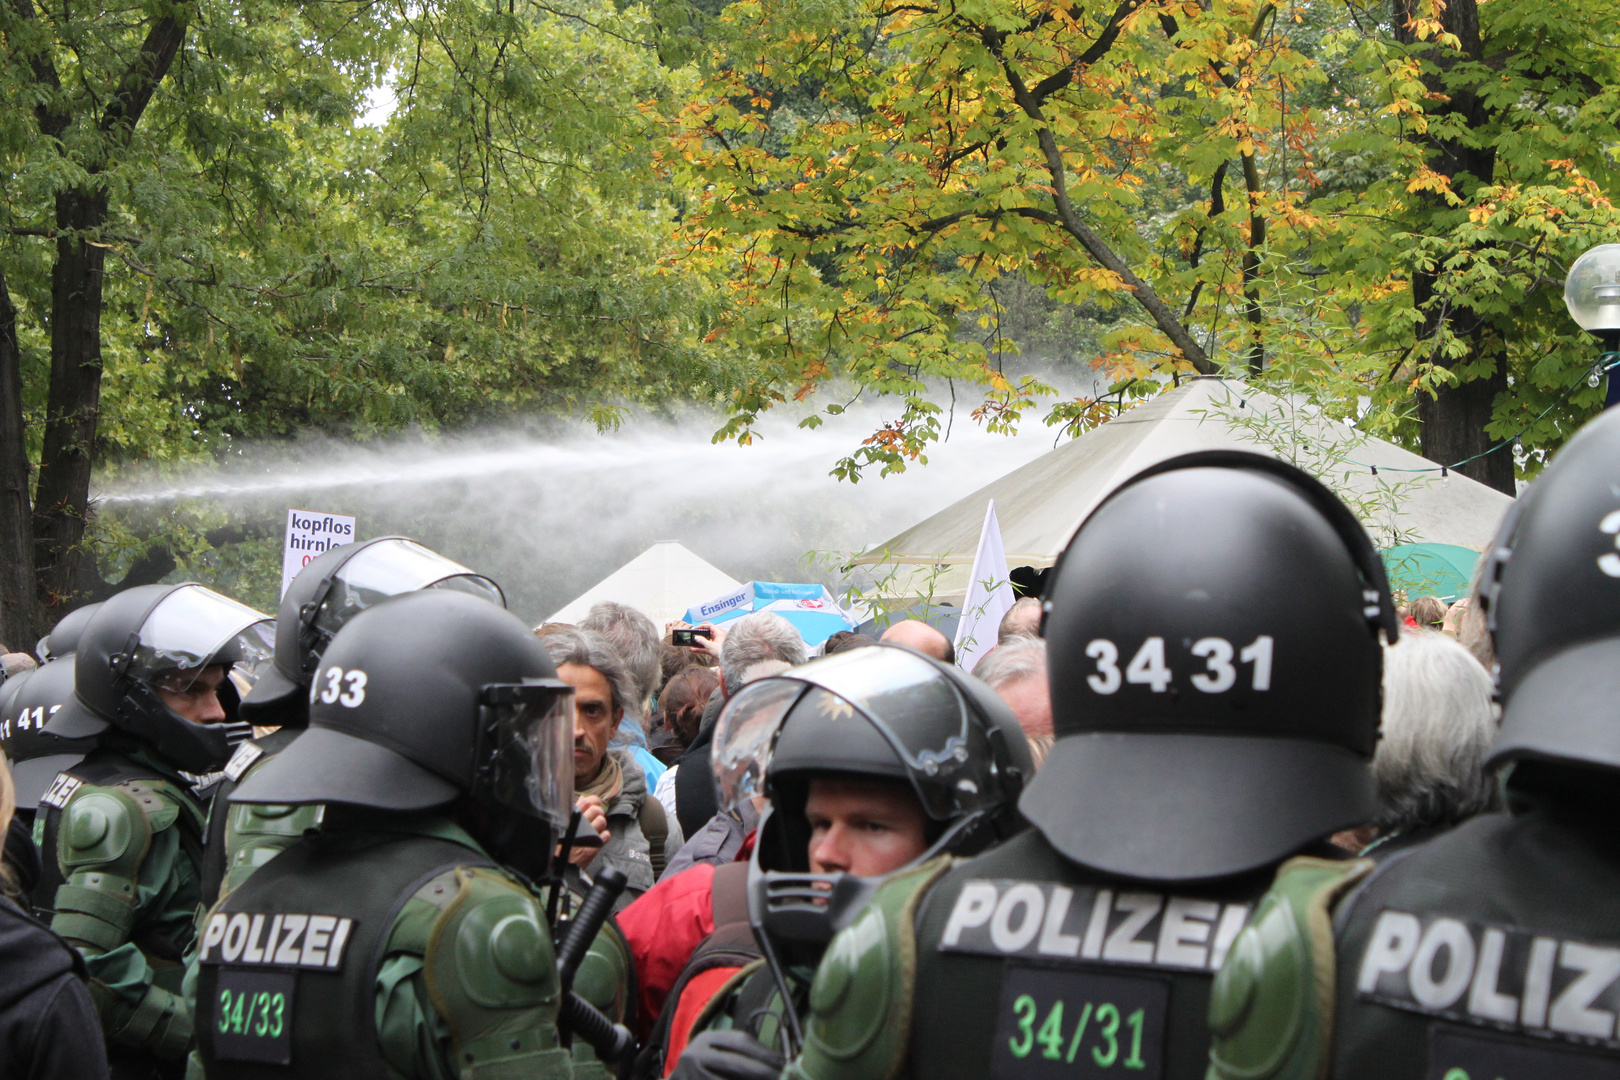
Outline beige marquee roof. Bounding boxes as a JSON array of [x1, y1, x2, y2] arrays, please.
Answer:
[[855, 377, 1514, 601]]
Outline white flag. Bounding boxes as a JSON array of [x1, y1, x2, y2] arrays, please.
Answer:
[[953, 500, 1015, 672]]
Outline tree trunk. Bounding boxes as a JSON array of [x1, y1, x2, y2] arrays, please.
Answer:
[[1416, 336, 1515, 492], [1394, 0, 1515, 495], [32, 187, 110, 618], [0, 269, 40, 647]]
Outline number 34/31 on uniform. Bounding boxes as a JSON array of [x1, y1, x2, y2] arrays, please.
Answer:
[[993, 964, 1168, 1080]]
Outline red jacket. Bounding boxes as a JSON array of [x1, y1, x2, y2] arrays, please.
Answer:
[[617, 830, 758, 1043], [618, 862, 719, 1039]]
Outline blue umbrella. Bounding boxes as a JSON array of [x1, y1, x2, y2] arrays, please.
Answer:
[[684, 582, 859, 646]]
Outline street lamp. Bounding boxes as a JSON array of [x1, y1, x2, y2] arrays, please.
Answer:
[[1563, 243, 1620, 409]]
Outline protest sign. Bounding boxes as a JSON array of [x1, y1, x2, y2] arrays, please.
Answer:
[[281, 509, 356, 597]]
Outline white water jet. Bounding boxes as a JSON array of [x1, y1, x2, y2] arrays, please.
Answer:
[[96, 404, 1075, 623]]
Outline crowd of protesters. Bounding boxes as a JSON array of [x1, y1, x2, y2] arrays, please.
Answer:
[[0, 407, 1616, 1080]]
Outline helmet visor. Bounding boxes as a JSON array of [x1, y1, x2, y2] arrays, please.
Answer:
[[712, 678, 806, 814], [479, 681, 575, 830], [228, 621, 278, 688], [791, 646, 994, 819], [313, 539, 504, 641], [129, 585, 275, 693]]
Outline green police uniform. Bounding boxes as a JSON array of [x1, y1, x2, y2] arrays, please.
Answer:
[[199, 733, 324, 909], [1208, 390, 1620, 1080], [659, 645, 1033, 1080], [784, 832, 1284, 1080], [194, 808, 600, 1080], [1207, 810, 1620, 1080], [34, 743, 209, 1070]]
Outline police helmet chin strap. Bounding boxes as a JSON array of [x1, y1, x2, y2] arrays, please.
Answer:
[[748, 862, 808, 1058], [116, 680, 240, 774], [747, 810, 990, 1057]]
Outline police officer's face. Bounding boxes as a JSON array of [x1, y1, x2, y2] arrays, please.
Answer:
[[153, 664, 229, 725], [804, 776, 930, 877], [558, 663, 622, 786]]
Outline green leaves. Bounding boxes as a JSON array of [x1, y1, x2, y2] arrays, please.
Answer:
[[660, 0, 1620, 479]]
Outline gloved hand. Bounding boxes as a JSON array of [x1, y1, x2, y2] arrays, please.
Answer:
[[670, 1030, 786, 1080]]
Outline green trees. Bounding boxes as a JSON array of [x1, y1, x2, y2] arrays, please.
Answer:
[[1, 0, 717, 641], [5, 0, 1616, 643], [664, 0, 1620, 486]]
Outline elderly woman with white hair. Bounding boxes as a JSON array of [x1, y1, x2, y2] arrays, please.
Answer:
[[1336, 629, 1501, 856]]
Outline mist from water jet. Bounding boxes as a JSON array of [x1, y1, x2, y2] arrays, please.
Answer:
[[95, 403, 1073, 624]]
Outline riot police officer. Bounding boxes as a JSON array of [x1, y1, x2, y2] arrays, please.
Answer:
[[203, 536, 505, 907], [35, 600, 102, 663], [1209, 408, 1620, 1080], [643, 644, 1031, 1076], [736, 450, 1394, 1080], [195, 588, 623, 1079], [1, 603, 103, 824], [5, 655, 97, 824], [35, 583, 273, 1077]]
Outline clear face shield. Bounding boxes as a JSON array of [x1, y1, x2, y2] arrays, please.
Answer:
[[111, 585, 273, 773], [711, 678, 805, 817], [310, 539, 505, 648], [747, 649, 1008, 1054], [126, 586, 275, 697], [792, 645, 997, 819], [475, 681, 575, 881]]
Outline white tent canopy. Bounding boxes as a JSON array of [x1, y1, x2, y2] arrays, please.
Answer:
[[548, 541, 742, 628], [856, 377, 1514, 602]]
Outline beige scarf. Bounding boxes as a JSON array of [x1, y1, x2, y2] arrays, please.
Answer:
[[575, 750, 623, 803]]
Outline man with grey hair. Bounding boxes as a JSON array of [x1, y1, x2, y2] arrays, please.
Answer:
[[671, 612, 807, 837], [1333, 629, 1499, 857], [971, 636, 1051, 737], [578, 601, 669, 789], [541, 627, 683, 899], [581, 601, 663, 719]]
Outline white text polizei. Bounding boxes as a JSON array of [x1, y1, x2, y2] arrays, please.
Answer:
[[938, 879, 1251, 973], [198, 912, 354, 971], [1358, 908, 1620, 1048]]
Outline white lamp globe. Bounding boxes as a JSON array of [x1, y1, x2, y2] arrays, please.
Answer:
[[1564, 244, 1620, 332]]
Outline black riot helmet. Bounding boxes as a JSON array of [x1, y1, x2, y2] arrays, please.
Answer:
[[0, 668, 30, 726], [724, 644, 1031, 946], [1483, 408, 1620, 776], [3, 656, 98, 809], [44, 584, 273, 774], [241, 536, 505, 726], [231, 590, 573, 882], [1033, 450, 1394, 883], [35, 602, 101, 663]]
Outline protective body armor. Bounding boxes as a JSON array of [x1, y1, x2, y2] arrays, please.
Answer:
[[1209, 810, 1620, 1080], [1338, 811, 1620, 1079], [196, 827, 571, 1080], [32, 747, 207, 1067], [789, 830, 1278, 1080], [199, 730, 324, 908]]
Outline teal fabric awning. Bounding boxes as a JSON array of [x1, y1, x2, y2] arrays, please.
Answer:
[[1381, 543, 1481, 604]]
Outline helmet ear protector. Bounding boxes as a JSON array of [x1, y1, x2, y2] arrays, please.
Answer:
[[1039, 449, 1398, 642], [1475, 497, 1524, 649]]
